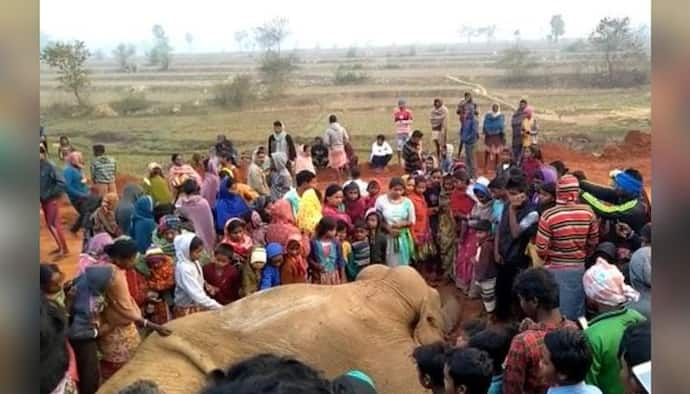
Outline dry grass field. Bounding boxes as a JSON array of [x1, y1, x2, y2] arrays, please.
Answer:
[[40, 46, 650, 176]]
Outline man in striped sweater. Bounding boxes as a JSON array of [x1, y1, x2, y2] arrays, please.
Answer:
[[536, 174, 599, 321]]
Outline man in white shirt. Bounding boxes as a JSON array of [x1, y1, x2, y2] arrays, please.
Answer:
[[369, 134, 393, 171], [342, 166, 369, 197]]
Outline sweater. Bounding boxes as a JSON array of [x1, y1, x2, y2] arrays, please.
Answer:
[[63, 164, 89, 203], [584, 308, 646, 394], [90, 156, 117, 184], [259, 264, 281, 290]]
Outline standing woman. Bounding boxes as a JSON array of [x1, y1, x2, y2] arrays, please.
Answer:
[[375, 177, 416, 267], [408, 175, 435, 265], [200, 158, 220, 209], [99, 238, 171, 380], [322, 184, 352, 229], [324, 114, 350, 180], [269, 152, 292, 200], [40, 144, 69, 258], [175, 179, 216, 254], [115, 184, 144, 236], [482, 103, 505, 174], [510, 99, 527, 164]]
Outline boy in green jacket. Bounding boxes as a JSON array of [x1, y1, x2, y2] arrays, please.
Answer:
[[582, 258, 646, 394]]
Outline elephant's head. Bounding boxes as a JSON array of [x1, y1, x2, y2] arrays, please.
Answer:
[[357, 265, 445, 345]]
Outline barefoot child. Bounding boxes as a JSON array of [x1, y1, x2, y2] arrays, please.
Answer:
[[203, 243, 241, 305], [309, 217, 345, 285], [240, 246, 267, 297], [173, 233, 222, 317], [281, 235, 308, 284], [260, 243, 284, 290]]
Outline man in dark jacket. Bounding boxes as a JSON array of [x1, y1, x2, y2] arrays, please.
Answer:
[[40, 145, 69, 256]]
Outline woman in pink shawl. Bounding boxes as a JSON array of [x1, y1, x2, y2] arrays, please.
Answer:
[[200, 158, 220, 208], [168, 153, 202, 191], [295, 144, 316, 175], [321, 184, 352, 229], [266, 199, 309, 254], [77, 232, 113, 274], [175, 178, 216, 254]]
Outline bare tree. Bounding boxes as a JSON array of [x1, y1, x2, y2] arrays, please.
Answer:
[[589, 16, 646, 86], [550, 15, 566, 43], [112, 43, 136, 71], [40, 40, 91, 106], [254, 17, 290, 54]]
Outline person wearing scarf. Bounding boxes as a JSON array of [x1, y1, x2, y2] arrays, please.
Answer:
[[455, 182, 493, 293], [87, 192, 121, 241], [267, 120, 297, 164], [129, 195, 156, 253], [582, 258, 646, 394], [78, 232, 114, 275], [247, 146, 271, 196], [174, 233, 223, 317], [269, 151, 293, 200], [627, 246, 651, 319], [536, 175, 599, 320], [375, 177, 416, 267], [200, 158, 220, 208], [167, 153, 202, 193], [295, 144, 316, 175], [266, 200, 303, 249], [221, 218, 254, 259], [407, 175, 435, 264], [297, 188, 323, 235], [151, 214, 181, 258], [482, 103, 505, 173], [344, 182, 367, 224], [116, 184, 144, 235], [143, 162, 173, 206], [176, 179, 216, 254], [64, 151, 101, 234], [214, 177, 251, 235], [281, 234, 309, 285], [322, 184, 352, 229]]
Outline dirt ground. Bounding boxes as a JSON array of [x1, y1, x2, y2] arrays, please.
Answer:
[[39, 131, 650, 336]]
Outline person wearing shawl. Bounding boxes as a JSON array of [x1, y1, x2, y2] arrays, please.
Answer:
[[151, 214, 181, 258], [429, 98, 449, 159], [130, 195, 157, 253], [267, 120, 297, 165], [142, 247, 175, 324], [246, 210, 268, 246], [322, 184, 353, 229], [58, 135, 75, 162], [521, 145, 544, 185], [407, 175, 435, 266], [116, 184, 144, 235], [627, 246, 651, 319], [521, 105, 537, 150], [536, 175, 599, 320], [247, 146, 271, 196], [221, 218, 254, 260], [532, 165, 559, 212], [87, 192, 121, 241], [269, 151, 292, 200], [260, 242, 284, 290], [280, 234, 309, 285], [297, 188, 323, 234], [200, 158, 220, 208], [143, 162, 173, 206], [324, 114, 350, 178], [67, 265, 114, 394], [168, 153, 203, 193], [214, 177, 251, 235], [344, 181, 367, 224], [265, 199, 307, 252], [582, 258, 646, 394], [175, 179, 216, 254], [510, 99, 528, 163], [78, 232, 114, 275], [64, 151, 101, 234], [482, 103, 505, 173], [455, 183, 494, 293], [174, 233, 223, 317], [375, 177, 416, 267], [437, 175, 458, 279], [295, 144, 317, 175]]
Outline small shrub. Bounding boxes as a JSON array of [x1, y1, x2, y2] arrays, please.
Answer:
[[110, 87, 151, 114], [212, 74, 256, 108], [334, 64, 369, 85]]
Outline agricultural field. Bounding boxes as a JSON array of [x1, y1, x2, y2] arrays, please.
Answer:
[[40, 45, 650, 177]]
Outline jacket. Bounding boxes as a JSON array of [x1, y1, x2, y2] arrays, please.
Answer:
[[259, 264, 281, 290], [67, 265, 113, 340], [580, 181, 648, 233], [40, 159, 65, 202], [214, 177, 250, 233], [63, 164, 89, 204]]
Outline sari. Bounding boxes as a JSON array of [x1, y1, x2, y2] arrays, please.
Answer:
[[296, 188, 322, 235], [408, 191, 435, 261], [437, 191, 457, 277], [176, 194, 216, 254]]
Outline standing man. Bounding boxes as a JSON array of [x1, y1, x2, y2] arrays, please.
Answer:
[[456, 92, 479, 160], [267, 120, 297, 176], [429, 98, 448, 160], [459, 106, 479, 179], [393, 98, 413, 165], [90, 144, 117, 197], [511, 99, 528, 164]]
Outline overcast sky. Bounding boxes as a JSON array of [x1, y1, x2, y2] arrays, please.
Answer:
[[41, 0, 650, 52]]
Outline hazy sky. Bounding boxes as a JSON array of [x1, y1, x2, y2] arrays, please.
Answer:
[[41, 0, 650, 51]]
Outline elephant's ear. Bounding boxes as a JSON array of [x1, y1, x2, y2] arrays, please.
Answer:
[[413, 293, 444, 345]]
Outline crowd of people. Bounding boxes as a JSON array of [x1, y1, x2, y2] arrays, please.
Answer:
[[40, 95, 652, 394]]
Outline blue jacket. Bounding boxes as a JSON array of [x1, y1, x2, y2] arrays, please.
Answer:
[[67, 265, 113, 340], [259, 264, 281, 290], [130, 196, 156, 253], [214, 178, 250, 233], [460, 116, 479, 144], [483, 113, 505, 136], [63, 164, 89, 203]]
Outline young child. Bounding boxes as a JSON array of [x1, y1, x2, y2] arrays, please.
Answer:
[[440, 144, 454, 174], [336, 220, 352, 267], [90, 144, 117, 196], [295, 144, 316, 175], [221, 218, 254, 261], [467, 325, 518, 394], [541, 329, 603, 394], [345, 220, 371, 281], [40, 263, 66, 307], [143, 162, 173, 206], [309, 217, 345, 285], [344, 181, 367, 224], [240, 246, 267, 297], [143, 247, 175, 324], [260, 243, 284, 290], [444, 347, 494, 394], [413, 342, 449, 394], [57, 135, 74, 162], [363, 180, 381, 210], [173, 233, 223, 317], [403, 129, 424, 174], [470, 220, 498, 316], [423, 154, 437, 176], [311, 136, 329, 169], [369, 134, 393, 171], [364, 209, 387, 265], [203, 243, 241, 305], [281, 235, 308, 284]]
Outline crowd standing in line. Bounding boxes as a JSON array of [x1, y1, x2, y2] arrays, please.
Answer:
[[40, 95, 651, 394]]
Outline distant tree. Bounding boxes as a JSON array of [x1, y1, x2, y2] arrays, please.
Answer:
[[185, 32, 194, 51], [93, 49, 105, 61], [147, 24, 173, 70], [40, 40, 91, 106], [112, 43, 136, 71], [550, 15, 566, 43], [495, 46, 537, 82], [254, 17, 290, 54], [589, 16, 646, 86]]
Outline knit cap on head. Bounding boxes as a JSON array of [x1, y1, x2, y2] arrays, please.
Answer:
[[614, 172, 643, 196], [556, 174, 580, 203], [250, 247, 267, 263], [265, 243, 283, 259]]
